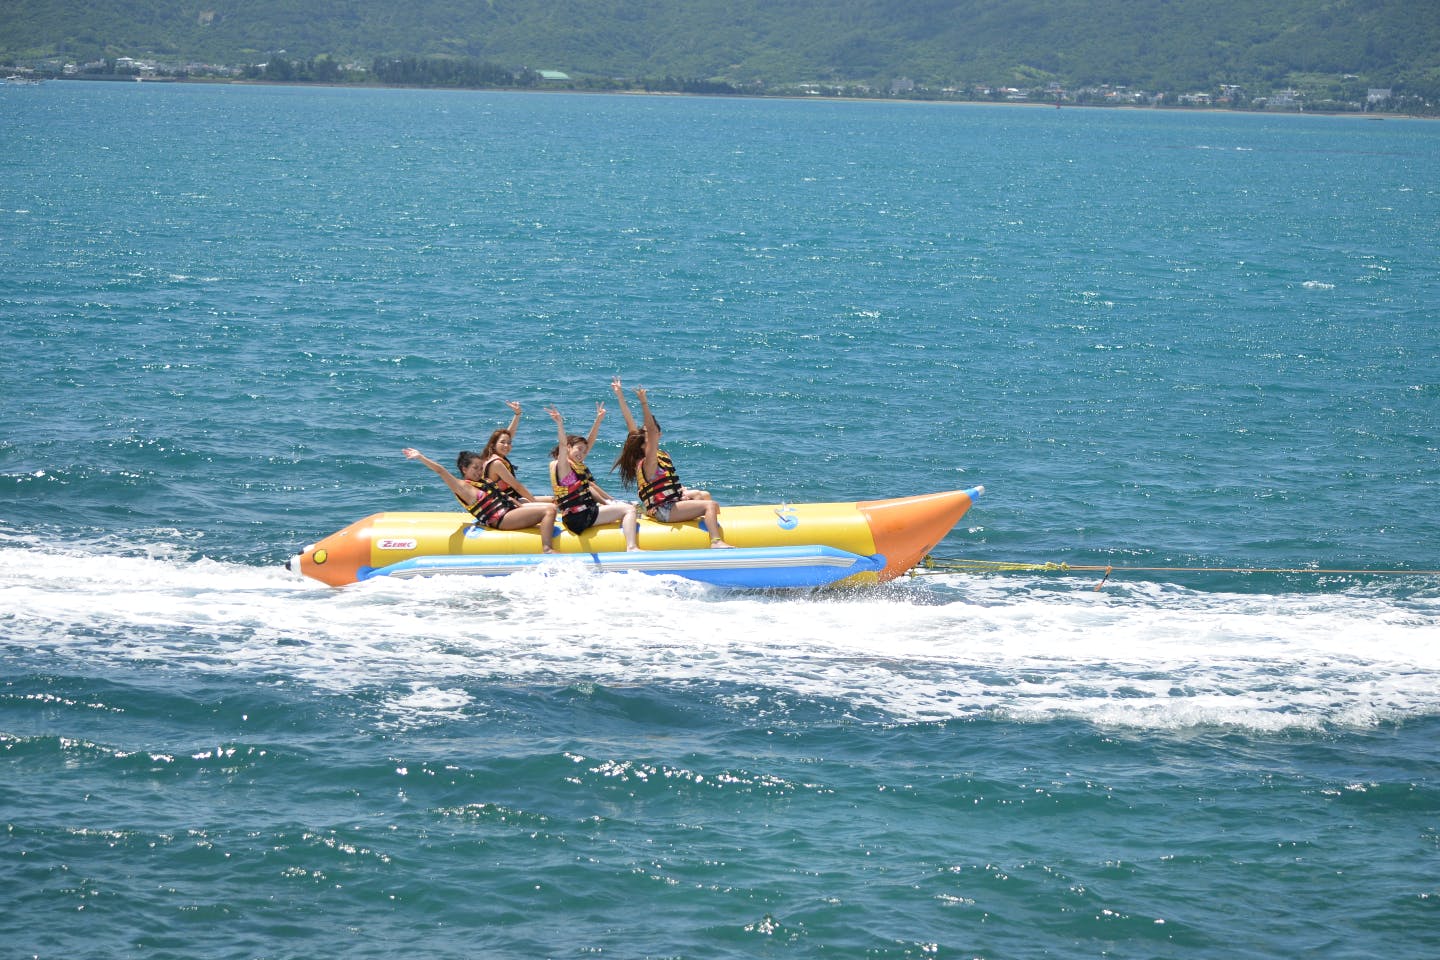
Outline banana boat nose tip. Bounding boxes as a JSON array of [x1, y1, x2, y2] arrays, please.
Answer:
[[284, 545, 316, 577], [858, 488, 982, 582]]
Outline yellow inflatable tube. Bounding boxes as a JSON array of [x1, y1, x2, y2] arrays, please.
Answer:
[[290, 487, 982, 588]]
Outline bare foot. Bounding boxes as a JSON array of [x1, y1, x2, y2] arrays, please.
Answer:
[[710, 539, 734, 549]]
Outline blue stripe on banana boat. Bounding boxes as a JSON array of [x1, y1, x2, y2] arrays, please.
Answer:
[[359, 544, 886, 589]]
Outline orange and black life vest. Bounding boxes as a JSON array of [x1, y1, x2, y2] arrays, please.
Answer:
[[482, 455, 518, 495], [638, 450, 684, 511], [551, 459, 598, 514], [457, 476, 517, 528]]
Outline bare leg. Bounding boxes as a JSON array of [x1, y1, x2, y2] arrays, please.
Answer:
[[623, 506, 639, 550], [655, 499, 730, 547], [702, 500, 729, 547], [500, 502, 558, 552], [594, 502, 640, 551]]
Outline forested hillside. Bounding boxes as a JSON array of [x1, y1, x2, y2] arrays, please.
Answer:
[[4, 0, 1439, 100]]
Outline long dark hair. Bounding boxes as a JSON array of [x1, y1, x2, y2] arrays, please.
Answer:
[[612, 429, 646, 489], [480, 429, 511, 461]]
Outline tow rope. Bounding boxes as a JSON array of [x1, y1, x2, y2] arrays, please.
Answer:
[[914, 557, 1440, 590]]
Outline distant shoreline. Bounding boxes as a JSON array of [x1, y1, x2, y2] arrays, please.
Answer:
[[47, 74, 1433, 120]]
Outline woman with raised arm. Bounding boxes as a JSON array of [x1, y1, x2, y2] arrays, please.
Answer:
[[611, 382, 731, 547], [609, 377, 710, 501], [546, 406, 639, 551], [402, 447, 557, 553], [478, 400, 607, 504], [476, 400, 547, 504]]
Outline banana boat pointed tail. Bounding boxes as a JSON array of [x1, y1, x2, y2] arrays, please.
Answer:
[[287, 486, 983, 589]]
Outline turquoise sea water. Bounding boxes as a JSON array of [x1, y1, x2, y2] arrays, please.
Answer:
[[3, 82, 1439, 958]]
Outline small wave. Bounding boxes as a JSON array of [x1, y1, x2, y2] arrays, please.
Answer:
[[379, 685, 475, 728]]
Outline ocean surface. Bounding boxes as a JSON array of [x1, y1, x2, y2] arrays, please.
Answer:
[[3, 82, 1438, 958]]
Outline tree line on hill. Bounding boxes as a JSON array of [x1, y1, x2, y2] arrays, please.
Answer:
[[44, 51, 1436, 117], [4, 0, 1438, 113]]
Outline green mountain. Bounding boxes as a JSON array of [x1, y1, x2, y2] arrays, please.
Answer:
[[4, 0, 1439, 96]]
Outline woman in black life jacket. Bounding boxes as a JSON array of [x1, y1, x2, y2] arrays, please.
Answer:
[[545, 406, 640, 551], [610, 378, 731, 547]]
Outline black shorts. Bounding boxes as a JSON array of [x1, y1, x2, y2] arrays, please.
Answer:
[[560, 502, 600, 534]]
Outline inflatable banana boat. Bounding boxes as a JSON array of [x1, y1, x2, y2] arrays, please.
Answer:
[[287, 486, 982, 590]]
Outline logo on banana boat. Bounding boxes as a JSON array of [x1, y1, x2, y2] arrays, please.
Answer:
[[377, 538, 418, 551], [774, 504, 799, 531]]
